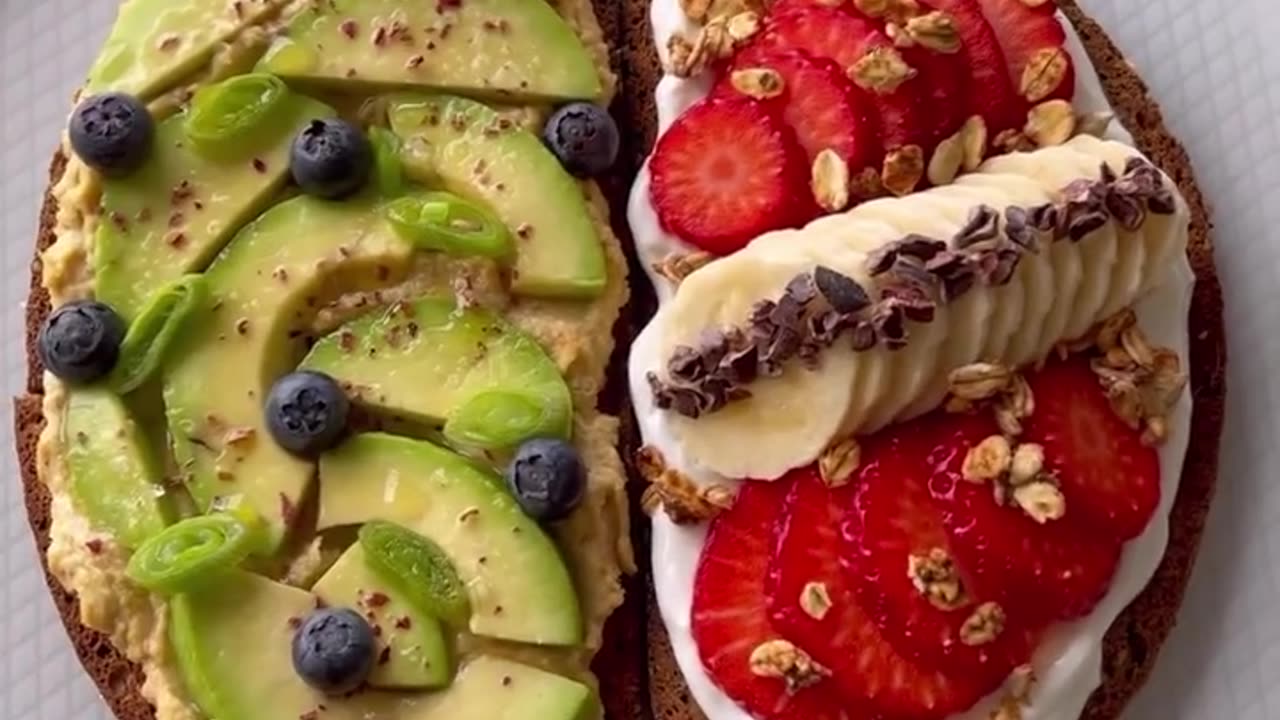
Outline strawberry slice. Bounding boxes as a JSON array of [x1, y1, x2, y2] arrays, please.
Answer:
[[693, 479, 855, 720], [650, 96, 813, 255], [757, 7, 928, 152], [769, 466, 991, 718], [841, 421, 1037, 688], [897, 40, 968, 147], [927, 409, 1123, 620], [928, 0, 1024, 133], [721, 46, 882, 179], [1023, 356, 1162, 541], [972, 0, 1075, 107]]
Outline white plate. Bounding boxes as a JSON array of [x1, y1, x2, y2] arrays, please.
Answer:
[[0, 0, 1272, 718]]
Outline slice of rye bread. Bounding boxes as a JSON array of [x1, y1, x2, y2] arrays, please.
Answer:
[[618, 1, 1227, 719], [12, 1, 661, 718]]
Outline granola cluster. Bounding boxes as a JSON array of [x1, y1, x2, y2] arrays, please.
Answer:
[[1065, 308, 1188, 446], [636, 445, 736, 524], [649, 157, 1179, 419], [748, 639, 830, 691], [961, 431, 1066, 524]]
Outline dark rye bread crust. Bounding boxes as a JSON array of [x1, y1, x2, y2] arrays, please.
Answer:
[[618, 1, 1227, 720], [13, 1, 660, 718]]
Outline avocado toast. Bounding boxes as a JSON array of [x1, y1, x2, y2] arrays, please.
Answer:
[[15, 1, 642, 718]]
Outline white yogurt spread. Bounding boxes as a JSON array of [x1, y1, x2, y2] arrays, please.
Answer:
[[626, 3, 1196, 719]]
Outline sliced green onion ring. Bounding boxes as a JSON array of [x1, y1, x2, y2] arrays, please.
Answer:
[[185, 73, 290, 157], [126, 512, 258, 594], [382, 192, 513, 260], [110, 274, 208, 394]]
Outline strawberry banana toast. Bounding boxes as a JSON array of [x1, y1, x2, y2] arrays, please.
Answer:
[[627, 1, 1196, 719]]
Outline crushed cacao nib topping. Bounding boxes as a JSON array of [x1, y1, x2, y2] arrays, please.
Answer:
[[651, 158, 1177, 417], [814, 265, 871, 313], [954, 205, 1001, 248]]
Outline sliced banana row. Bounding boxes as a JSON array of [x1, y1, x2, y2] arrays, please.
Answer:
[[648, 136, 1190, 480]]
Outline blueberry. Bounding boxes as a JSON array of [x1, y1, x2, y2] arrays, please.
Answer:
[[264, 371, 350, 457], [504, 438, 586, 522], [291, 608, 375, 695], [38, 301, 126, 384], [543, 103, 619, 178], [68, 93, 154, 177], [290, 119, 372, 199]]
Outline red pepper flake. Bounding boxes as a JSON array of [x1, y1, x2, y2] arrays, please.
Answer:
[[168, 212, 185, 228], [372, 624, 383, 638], [378, 646, 391, 665], [516, 223, 534, 240], [394, 616, 412, 630], [287, 616, 302, 630], [109, 212, 129, 232], [299, 712, 319, 720], [494, 604, 504, 616], [193, 200, 204, 211], [165, 231, 188, 249], [84, 539, 104, 555], [372, 26, 387, 46], [426, 41, 437, 51], [436, 0, 462, 10], [439, 23, 453, 40], [236, 318, 250, 335], [171, 180, 194, 204], [252, 158, 268, 173], [406, 322, 419, 339], [366, 591, 390, 608], [406, 54, 424, 70], [345, 68, 357, 78], [502, 675, 513, 687], [339, 19, 357, 39]]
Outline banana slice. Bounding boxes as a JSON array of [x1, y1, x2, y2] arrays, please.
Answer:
[[641, 139, 1189, 480]]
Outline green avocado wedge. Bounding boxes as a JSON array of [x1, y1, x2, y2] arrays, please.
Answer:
[[163, 195, 414, 553], [313, 544, 451, 689], [170, 570, 593, 720], [95, 80, 334, 321], [388, 95, 607, 299], [299, 298, 571, 450], [259, 0, 601, 103], [318, 434, 584, 646], [86, 0, 287, 98], [63, 387, 171, 548]]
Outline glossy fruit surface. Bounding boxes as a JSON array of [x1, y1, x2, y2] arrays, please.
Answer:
[[291, 607, 376, 694], [38, 300, 126, 383], [68, 92, 154, 176], [290, 118, 372, 199], [543, 102, 620, 177], [505, 438, 586, 522], [264, 371, 350, 457], [650, 96, 811, 255]]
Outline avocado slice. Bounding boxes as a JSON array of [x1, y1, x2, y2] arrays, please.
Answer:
[[318, 433, 583, 646], [87, 0, 286, 98], [312, 544, 451, 689], [259, 0, 601, 102], [170, 570, 593, 720], [388, 95, 607, 299], [95, 84, 334, 321], [163, 196, 414, 552], [299, 298, 571, 450], [63, 387, 171, 548]]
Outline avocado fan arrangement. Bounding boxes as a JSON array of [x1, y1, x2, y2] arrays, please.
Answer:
[[38, 0, 631, 717]]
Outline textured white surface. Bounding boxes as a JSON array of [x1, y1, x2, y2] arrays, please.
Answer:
[[0, 0, 1269, 718]]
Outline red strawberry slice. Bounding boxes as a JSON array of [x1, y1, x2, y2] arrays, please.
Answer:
[[842, 423, 1038, 688], [721, 46, 882, 179], [1023, 356, 1162, 541], [928, 0, 1024, 133], [650, 96, 813, 256], [927, 409, 1123, 620], [769, 466, 991, 718], [692, 479, 855, 720], [757, 7, 928, 152], [896, 40, 969, 147], [972, 0, 1075, 107]]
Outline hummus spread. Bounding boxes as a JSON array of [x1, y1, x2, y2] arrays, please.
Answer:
[[35, 1, 632, 718]]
